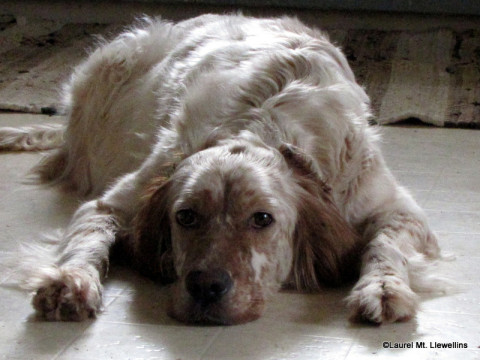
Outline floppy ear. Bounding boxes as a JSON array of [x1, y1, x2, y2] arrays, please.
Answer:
[[281, 144, 360, 291], [132, 176, 176, 284]]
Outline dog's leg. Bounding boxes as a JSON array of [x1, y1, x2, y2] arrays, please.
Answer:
[[347, 231, 418, 324], [346, 198, 440, 324], [30, 199, 121, 321], [28, 145, 178, 321], [28, 169, 146, 320]]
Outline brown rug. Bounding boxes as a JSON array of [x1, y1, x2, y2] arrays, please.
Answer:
[[1, 18, 479, 128], [0, 18, 118, 114], [329, 28, 480, 128]]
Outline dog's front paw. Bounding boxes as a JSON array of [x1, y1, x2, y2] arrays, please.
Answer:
[[31, 267, 103, 321], [346, 274, 418, 324]]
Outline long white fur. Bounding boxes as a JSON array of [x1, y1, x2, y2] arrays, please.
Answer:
[[0, 124, 64, 151], [0, 14, 453, 324]]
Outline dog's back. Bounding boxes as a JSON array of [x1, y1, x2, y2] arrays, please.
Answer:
[[0, 14, 365, 197]]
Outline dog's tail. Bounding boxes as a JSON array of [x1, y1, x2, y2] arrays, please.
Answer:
[[0, 124, 65, 151], [0, 124, 69, 187]]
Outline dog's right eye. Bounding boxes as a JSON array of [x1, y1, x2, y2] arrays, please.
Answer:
[[175, 209, 199, 227], [251, 212, 274, 229]]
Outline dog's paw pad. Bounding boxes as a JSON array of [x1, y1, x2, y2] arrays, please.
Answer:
[[31, 268, 102, 321], [347, 275, 418, 324]]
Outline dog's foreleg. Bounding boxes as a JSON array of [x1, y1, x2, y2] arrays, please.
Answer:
[[28, 149, 176, 321], [346, 199, 439, 324], [29, 168, 149, 321], [30, 199, 121, 321]]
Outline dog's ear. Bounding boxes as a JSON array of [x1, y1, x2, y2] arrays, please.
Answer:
[[132, 176, 176, 284], [280, 144, 359, 291]]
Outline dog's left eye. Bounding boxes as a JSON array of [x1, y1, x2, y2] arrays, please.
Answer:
[[176, 209, 199, 227], [251, 212, 274, 229]]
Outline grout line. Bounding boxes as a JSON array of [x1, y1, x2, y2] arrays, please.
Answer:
[[51, 286, 129, 359], [420, 169, 442, 209], [423, 206, 480, 212], [425, 209, 480, 215], [435, 231, 480, 236], [342, 340, 355, 360], [342, 327, 361, 360], [198, 327, 224, 360], [422, 310, 480, 316], [429, 231, 480, 237], [102, 285, 129, 308], [93, 318, 182, 327], [52, 321, 95, 360]]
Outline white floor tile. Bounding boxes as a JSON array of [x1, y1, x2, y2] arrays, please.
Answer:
[[426, 210, 480, 234], [0, 321, 88, 360], [435, 171, 480, 193], [346, 312, 480, 359], [391, 170, 438, 191], [1, 114, 479, 360], [56, 321, 221, 360], [421, 287, 480, 315], [435, 232, 480, 257], [424, 190, 480, 212], [202, 321, 354, 360]]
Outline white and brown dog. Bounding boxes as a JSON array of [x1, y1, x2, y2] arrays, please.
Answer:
[[0, 14, 447, 325]]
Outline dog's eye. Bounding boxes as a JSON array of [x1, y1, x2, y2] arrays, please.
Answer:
[[251, 212, 274, 229], [176, 209, 198, 227]]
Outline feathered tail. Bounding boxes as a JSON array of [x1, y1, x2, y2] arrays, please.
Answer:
[[0, 124, 65, 151]]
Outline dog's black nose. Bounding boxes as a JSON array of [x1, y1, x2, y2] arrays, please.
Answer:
[[185, 269, 233, 305]]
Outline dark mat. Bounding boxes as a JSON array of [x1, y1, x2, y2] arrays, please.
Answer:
[[1, 18, 479, 128]]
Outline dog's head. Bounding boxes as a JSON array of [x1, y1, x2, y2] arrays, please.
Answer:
[[133, 137, 358, 325]]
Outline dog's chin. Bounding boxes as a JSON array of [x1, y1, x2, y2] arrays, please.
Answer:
[[166, 286, 265, 325], [167, 301, 263, 326]]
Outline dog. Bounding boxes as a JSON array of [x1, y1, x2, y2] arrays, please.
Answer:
[[0, 14, 447, 325]]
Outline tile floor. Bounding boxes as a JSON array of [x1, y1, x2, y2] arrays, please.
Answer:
[[0, 113, 479, 360]]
